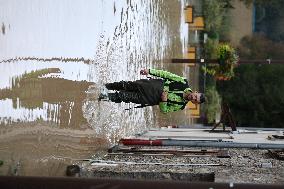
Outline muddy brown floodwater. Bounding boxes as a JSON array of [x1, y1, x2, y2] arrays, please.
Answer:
[[0, 0, 201, 176]]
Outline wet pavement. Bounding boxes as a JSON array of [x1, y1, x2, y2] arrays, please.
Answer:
[[0, 0, 200, 176]]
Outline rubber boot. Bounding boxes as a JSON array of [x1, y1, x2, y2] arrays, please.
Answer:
[[98, 93, 109, 101], [105, 82, 124, 91], [105, 81, 138, 91], [108, 92, 122, 103], [108, 91, 141, 104]]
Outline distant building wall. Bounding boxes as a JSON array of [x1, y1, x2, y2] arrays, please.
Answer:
[[228, 0, 253, 46]]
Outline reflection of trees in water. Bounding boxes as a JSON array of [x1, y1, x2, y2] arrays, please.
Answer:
[[0, 56, 94, 64], [0, 68, 94, 128]]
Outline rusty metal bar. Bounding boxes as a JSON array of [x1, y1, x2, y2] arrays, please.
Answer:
[[120, 138, 284, 149], [108, 146, 232, 158], [110, 145, 221, 153], [109, 145, 230, 157]]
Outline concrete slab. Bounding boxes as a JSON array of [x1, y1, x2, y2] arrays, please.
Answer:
[[137, 128, 284, 145]]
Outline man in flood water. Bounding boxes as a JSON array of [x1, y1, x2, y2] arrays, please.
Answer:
[[99, 68, 205, 113]]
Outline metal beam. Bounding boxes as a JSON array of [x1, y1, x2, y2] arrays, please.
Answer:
[[120, 139, 284, 149], [0, 176, 283, 189], [171, 58, 284, 64]]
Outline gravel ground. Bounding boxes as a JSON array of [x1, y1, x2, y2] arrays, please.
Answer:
[[76, 146, 284, 184]]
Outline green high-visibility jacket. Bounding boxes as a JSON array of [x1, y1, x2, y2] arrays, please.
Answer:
[[149, 69, 192, 113]]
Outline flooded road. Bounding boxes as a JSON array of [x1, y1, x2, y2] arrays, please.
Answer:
[[0, 0, 198, 176]]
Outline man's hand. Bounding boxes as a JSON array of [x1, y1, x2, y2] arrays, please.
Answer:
[[161, 91, 168, 102], [140, 68, 149, 75]]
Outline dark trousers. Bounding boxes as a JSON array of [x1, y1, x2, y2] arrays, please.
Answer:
[[106, 81, 139, 91], [105, 81, 142, 104]]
